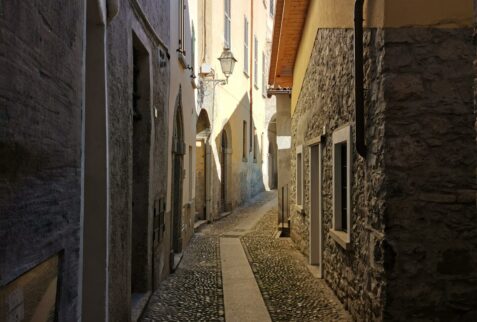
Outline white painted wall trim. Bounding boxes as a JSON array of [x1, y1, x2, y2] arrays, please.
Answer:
[[331, 124, 351, 248]]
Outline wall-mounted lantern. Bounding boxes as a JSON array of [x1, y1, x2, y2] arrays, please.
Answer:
[[217, 48, 237, 83]]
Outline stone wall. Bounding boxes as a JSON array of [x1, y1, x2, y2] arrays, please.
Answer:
[[290, 25, 476, 321], [383, 28, 477, 321], [0, 1, 85, 320], [106, 1, 170, 320], [290, 28, 387, 321]]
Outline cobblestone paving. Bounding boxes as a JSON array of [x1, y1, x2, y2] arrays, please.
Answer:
[[140, 236, 224, 322], [241, 209, 351, 322], [141, 192, 350, 322]]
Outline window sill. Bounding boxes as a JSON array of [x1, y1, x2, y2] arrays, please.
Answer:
[[254, 84, 259, 90], [243, 71, 250, 78], [329, 229, 349, 250], [242, 157, 248, 163], [295, 205, 305, 216], [177, 51, 187, 69]]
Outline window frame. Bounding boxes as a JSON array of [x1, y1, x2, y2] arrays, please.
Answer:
[[178, 0, 185, 53], [262, 52, 267, 97], [253, 35, 258, 88], [243, 16, 249, 76], [191, 23, 196, 72], [330, 125, 352, 249]]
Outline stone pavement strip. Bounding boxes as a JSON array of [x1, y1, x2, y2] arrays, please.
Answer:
[[140, 191, 350, 321], [220, 237, 271, 322]]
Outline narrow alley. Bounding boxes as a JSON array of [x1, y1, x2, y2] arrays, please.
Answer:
[[141, 192, 349, 322], [1, 1, 476, 321]]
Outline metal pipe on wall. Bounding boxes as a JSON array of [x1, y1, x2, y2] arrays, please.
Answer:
[[249, 0, 254, 152], [354, 0, 367, 158]]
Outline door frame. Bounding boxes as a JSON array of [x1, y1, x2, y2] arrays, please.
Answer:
[[308, 136, 323, 278]]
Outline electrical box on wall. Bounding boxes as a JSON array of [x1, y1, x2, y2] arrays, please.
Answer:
[[199, 63, 212, 77]]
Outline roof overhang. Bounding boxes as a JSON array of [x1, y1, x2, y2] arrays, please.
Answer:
[[268, 0, 310, 88]]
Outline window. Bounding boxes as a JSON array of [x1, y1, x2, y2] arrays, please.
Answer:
[[243, 16, 249, 75], [242, 121, 247, 161], [262, 52, 267, 97], [191, 24, 196, 71], [331, 125, 351, 248], [269, 0, 274, 17], [296, 145, 303, 206], [224, 0, 231, 48], [178, 0, 185, 53], [254, 36, 258, 88]]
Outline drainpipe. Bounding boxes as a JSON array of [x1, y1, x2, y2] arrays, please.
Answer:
[[354, 0, 366, 158], [249, 0, 254, 152]]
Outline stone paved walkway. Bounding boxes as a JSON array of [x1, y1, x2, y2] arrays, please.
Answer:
[[140, 237, 224, 322], [140, 192, 350, 321], [242, 209, 350, 322]]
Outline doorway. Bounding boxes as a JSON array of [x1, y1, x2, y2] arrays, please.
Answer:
[[220, 131, 229, 212], [309, 143, 322, 276], [195, 110, 211, 222], [131, 34, 152, 297], [268, 143, 278, 189], [267, 115, 278, 190], [171, 102, 185, 267]]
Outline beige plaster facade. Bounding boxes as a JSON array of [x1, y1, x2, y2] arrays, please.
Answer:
[[195, 0, 277, 221], [166, 0, 199, 264]]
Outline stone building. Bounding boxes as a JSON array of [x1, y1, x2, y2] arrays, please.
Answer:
[[194, 0, 277, 222], [269, 0, 476, 321], [1, 1, 172, 321]]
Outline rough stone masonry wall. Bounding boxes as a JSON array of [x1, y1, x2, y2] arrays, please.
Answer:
[[382, 28, 477, 321], [0, 2, 84, 320], [290, 29, 387, 321], [106, 0, 170, 320]]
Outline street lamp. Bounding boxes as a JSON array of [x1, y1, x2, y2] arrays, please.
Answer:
[[198, 48, 237, 108], [217, 48, 237, 83]]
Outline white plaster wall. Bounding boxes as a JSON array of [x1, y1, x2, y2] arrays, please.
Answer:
[[196, 0, 277, 215], [166, 0, 198, 246]]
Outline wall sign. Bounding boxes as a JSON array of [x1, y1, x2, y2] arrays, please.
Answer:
[[0, 255, 59, 322]]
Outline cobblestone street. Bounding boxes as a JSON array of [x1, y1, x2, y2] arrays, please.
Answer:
[[141, 192, 350, 321]]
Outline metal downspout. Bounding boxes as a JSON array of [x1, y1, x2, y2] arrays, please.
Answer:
[[354, 0, 367, 158], [250, 0, 254, 152]]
